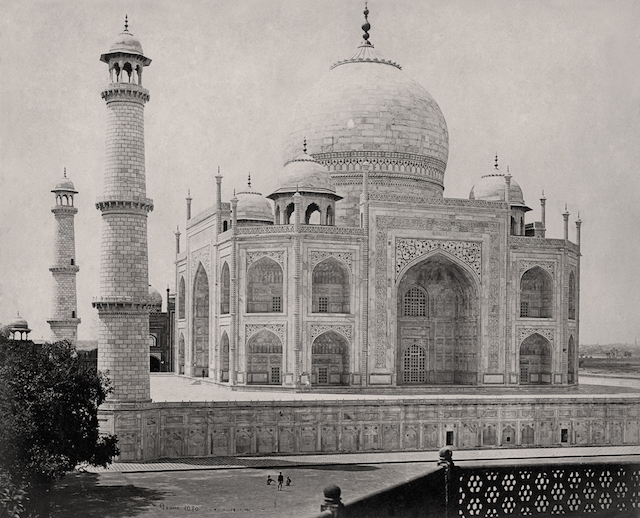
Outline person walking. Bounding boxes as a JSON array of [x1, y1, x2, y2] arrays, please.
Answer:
[[277, 472, 284, 490]]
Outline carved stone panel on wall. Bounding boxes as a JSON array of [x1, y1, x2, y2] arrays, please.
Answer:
[[245, 324, 285, 342], [518, 260, 555, 277], [376, 216, 501, 370], [191, 246, 211, 275], [395, 238, 482, 279], [310, 250, 354, 271], [309, 324, 353, 343], [246, 251, 284, 269], [518, 327, 555, 345]]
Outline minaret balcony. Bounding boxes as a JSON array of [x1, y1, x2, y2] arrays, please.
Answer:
[[49, 265, 80, 274], [51, 205, 78, 215], [101, 82, 149, 102], [95, 195, 154, 214]]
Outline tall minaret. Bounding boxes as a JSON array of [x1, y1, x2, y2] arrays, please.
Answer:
[[48, 169, 81, 344], [93, 17, 153, 402]]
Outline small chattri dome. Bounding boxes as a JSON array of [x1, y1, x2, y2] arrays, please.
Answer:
[[52, 170, 77, 193], [469, 168, 530, 211], [148, 285, 163, 311], [108, 15, 144, 56], [268, 152, 340, 199], [235, 176, 274, 222], [7, 313, 29, 331]]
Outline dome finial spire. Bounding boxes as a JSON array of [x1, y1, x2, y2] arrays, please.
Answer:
[[362, 3, 371, 45], [124, 14, 129, 32], [248, 171, 251, 188], [494, 153, 499, 170], [64, 167, 67, 178], [303, 138, 307, 154]]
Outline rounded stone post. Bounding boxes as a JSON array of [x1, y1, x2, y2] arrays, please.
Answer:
[[230, 194, 238, 385], [320, 485, 345, 517], [540, 191, 546, 238], [563, 204, 570, 241]]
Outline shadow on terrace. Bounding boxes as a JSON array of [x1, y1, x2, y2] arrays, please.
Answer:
[[312, 447, 640, 518]]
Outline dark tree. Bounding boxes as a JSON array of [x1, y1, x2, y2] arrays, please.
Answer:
[[0, 336, 119, 485]]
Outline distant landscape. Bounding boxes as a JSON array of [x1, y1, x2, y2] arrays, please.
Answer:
[[579, 342, 640, 376]]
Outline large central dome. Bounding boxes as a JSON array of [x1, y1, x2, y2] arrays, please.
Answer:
[[283, 16, 448, 225]]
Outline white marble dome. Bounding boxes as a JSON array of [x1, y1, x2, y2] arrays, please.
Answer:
[[469, 171, 528, 209], [283, 43, 448, 190], [235, 180, 274, 222], [270, 152, 338, 197]]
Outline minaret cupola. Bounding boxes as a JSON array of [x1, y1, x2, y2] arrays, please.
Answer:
[[100, 15, 151, 85]]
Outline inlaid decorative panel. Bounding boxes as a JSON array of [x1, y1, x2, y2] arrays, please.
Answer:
[[395, 238, 482, 279]]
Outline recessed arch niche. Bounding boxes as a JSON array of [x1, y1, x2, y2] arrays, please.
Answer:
[[568, 335, 576, 384], [396, 253, 479, 385], [312, 258, 350, 313], [520, 266, 553, 318], [220, 331, 229, 382], [311, 331, 350, 385], [192, 263, 209, 377], [246, 329, 282, 385], [519, 333, 551, 385], [178, 332, 185, 375], [246, 257, 283, 313]]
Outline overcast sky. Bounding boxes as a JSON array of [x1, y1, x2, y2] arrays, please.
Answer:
[[1, 0, 639, 344]]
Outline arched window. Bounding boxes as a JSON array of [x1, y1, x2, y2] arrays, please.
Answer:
[[519, 333, 551, 385], [520, 267, 553, 318], [222, 220, 228, 232], [178, 333, 185, 374], [403, 286, 426, 317], [312, 258, 350, 313], [511, 216, 517, 236], [285, 203, 295, 224], [221, 262, 230, 314], [178, 276, 185, 319], [568, 335, 576, 384], [305, 203, 321, 224], [326, 205, 334, 226], [247, 257, 283, 313], [275, 205, 281, 225], [312, 331, 349, 385], [568, 271, 576, 320], [192, 264, 210, 377], [220, 331, 229, 381], [247, 330, 282, 384], [123, 62, 133, 82]]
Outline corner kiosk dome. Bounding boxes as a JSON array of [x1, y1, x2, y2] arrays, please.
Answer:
[[148, 285, 163, 311], [53, 176, 77, 193], [283, 7, 448, 199], [269, 152, 340, 199], [469, 164, 530, 211], [235, 176, 274, 223]]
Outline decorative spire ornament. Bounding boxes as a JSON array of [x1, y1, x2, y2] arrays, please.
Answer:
[[362, 3, 371, 44], [124, 14, 129, 32]]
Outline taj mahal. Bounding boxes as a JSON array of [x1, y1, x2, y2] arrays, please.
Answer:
[[35, 8, 640, 461], [173, 7, 581, 390]]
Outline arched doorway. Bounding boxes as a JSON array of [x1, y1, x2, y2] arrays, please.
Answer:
[[396, 254, 479, 385], [311, 331, 349, 385], [247, 330, 282, 385], [568, 335, 576, 384], [193, 263, 210, 377], [519, 333, 551, 384]]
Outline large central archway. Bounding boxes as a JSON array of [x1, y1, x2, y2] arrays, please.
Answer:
[[396, 254, 479, 385]]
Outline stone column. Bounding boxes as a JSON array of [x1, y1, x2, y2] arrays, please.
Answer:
[[360, 161, 370, 386], [575, 213, 582, 248], [293, 190, 302, 387], [186, 190, 192, 220], [174, 226, 180, 254], [563, 205, 570, 241], [229, 194, 238, 385], [540, 192, 546, 238]]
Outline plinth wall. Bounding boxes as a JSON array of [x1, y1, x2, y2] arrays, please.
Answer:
[[98, 396, 640, 461]]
